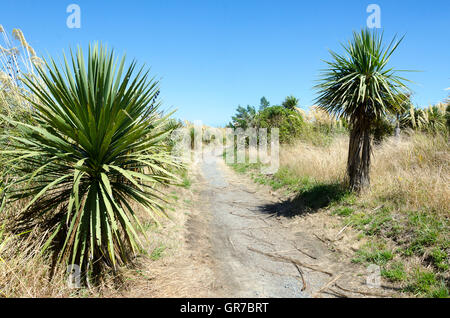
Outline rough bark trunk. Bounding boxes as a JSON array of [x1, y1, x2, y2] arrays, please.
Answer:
[[394, 114, 401, 138], [347, 114, 371, 193]]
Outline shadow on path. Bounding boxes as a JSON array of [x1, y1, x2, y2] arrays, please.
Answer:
[[260, 183, 349, 218]]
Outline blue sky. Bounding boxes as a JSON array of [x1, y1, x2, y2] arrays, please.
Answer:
[[1, 0, 449, 126]]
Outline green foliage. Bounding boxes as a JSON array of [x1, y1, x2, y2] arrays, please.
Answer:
[[259, 96, 270, 111], [229, 161, 261, 174], [424, 105, 447, 134], [180, 170, 192, 188], [281, 95, 299, 110], [0, 43, 180, 275], [254, 105, 304, 144], [227, 96, 351, 146], [446, 103, 450, 130], [400, 103, 448, 135], [150, 245, 166, 261], [381, 262, 407, 282], [372, 116, 395, 143], [430, 247, 449, 271], [332, 206, 354, 216], [428, 282, 449, 298], [400, 103, 425, 130], [228, 105, 257, 129], [406, 212, 445, 254], [315, 28, 410, 121], [352, 242, 394, 266], [0, 27, 38, 144], [314, 28, 411, 192], [405, 269, 438, 296], [297, 124, 337, 147]]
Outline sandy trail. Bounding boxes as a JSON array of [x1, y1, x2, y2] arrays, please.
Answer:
[[195, 151, 336, 298]]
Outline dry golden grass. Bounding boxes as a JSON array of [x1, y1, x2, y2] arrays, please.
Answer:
[[370, 133, 449, 214], [280, 136, 348, 183], [279, 132, 449, 215], [0, 221, 70, 297]]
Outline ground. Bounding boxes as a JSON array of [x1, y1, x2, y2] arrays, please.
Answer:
[[132, 150, 402, 298]]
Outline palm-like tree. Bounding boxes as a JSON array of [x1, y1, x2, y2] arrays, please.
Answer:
[[315, 29, 411, 192], [282, 95, 299, 110], [229, 105, 257, 129], [1, 43, 180, 275]]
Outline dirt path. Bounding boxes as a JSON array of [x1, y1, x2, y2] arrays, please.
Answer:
[[134, 150, 396, 298], [193, 151, 342, 298]]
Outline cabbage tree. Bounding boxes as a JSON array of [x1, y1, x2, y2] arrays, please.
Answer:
[[315, 29, 411, 192]]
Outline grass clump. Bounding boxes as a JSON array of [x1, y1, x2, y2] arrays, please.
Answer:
[[404, 269, 448, 298], [332, 206, 354, 217], [352, 242, 394, 266], [150, 245, 166, 261], [180, 170, 192, 188], [381, 262, 407, 282], [430, 248, 449, 271]]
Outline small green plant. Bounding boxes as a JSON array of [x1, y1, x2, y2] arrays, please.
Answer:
[[352, 243, 394, 266], [430, 247, 449, 271], [429, 282, 449, 298], [365, 208, 393, 236], [332, 207, 354, 216], [407, 212, 445, 254], [381, 262, 407, 282], [405, 269, 438, 296], [230, 162, 260, 174], [349, 212, 373, 231], [150, 245, 166, 261], [180, 170, 191, 188], [182, 177, 191, 188]]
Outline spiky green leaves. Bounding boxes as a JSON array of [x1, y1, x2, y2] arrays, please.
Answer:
[[314, 29, 411, 121], [1, 43, 180, 273]]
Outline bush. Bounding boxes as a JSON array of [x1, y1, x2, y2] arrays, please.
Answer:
[[372, 116, 395, 143], [254, 106, 304, 144]]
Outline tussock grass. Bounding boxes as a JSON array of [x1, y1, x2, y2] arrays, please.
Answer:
[[369, 133, 449, 215], [279, 136, 347, 184], [0, 206, 69, 297], [279, 132, 449, 215]]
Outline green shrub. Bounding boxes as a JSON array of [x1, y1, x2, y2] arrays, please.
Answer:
[[254, 106, 304, 144], [372, 116, 395, 143]]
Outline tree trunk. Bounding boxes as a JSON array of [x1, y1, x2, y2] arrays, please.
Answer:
[[394, 116, 401, 138], [347, 115, 371, 193]]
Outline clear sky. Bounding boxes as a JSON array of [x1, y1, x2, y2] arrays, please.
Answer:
[[1, 0, 449, 126]]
